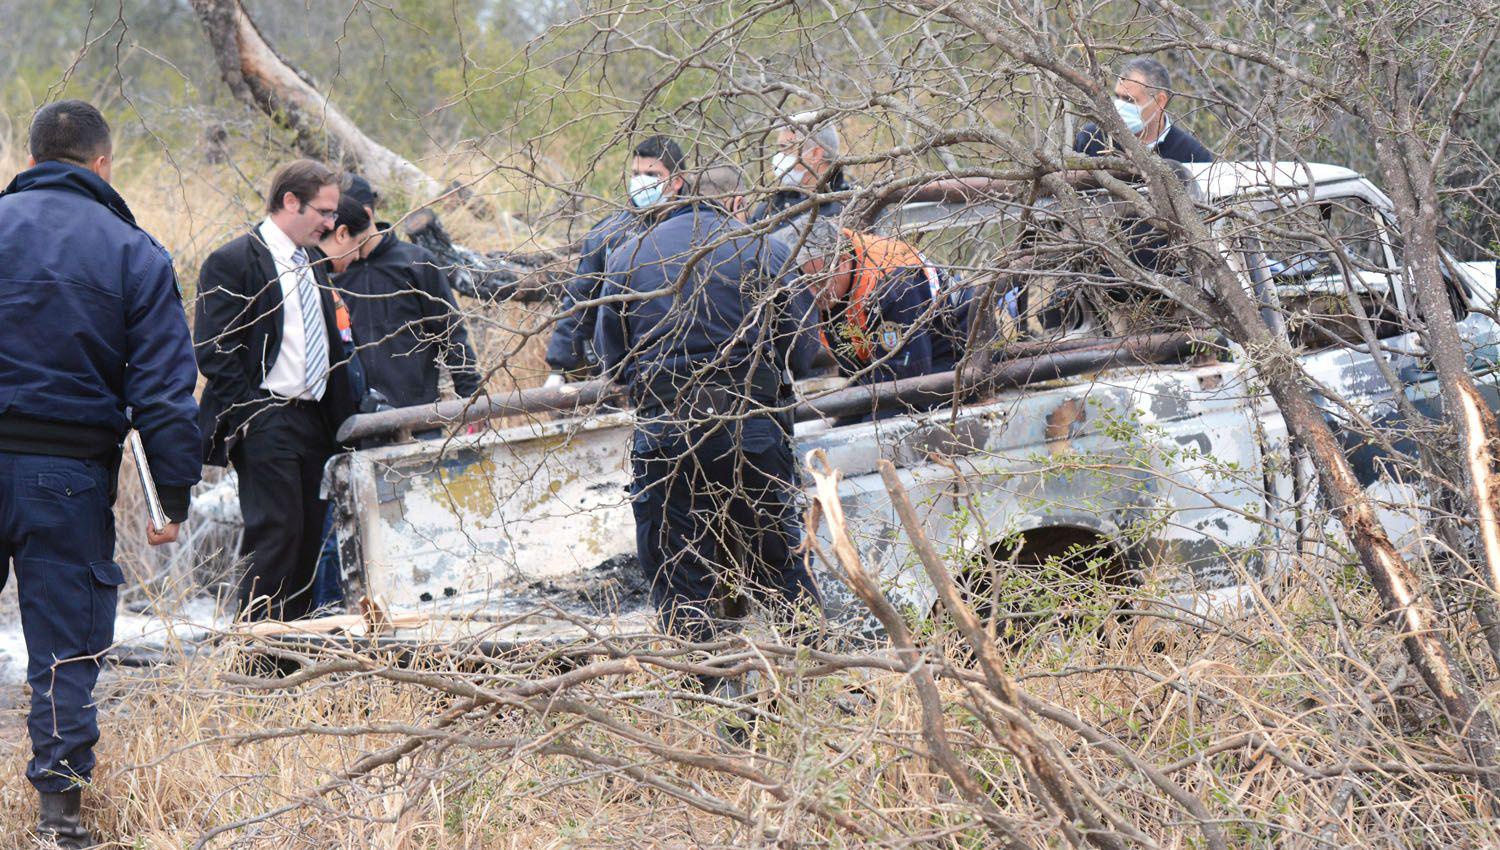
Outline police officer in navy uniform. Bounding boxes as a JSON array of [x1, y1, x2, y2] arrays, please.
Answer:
[[195, 160, 362, 623], [543, 137, 685, 385], [0, 100, 201, 848], [594, 141, 824, 656], [786, 218, 970, 394]]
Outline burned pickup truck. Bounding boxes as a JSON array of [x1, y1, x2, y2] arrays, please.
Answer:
[[305, 161, 1499, 644]]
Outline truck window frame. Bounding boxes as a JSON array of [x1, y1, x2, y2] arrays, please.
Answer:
[[1245, 184, 1411, 351]]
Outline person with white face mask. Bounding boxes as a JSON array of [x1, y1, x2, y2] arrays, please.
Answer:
[[747, 111, 851, 225], [544, 135, 687, 386], [592, 164, 825, 660], [1073, 57, 1215, 164]]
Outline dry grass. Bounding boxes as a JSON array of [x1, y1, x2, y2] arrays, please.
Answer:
[[0, 555, 1493, 849]]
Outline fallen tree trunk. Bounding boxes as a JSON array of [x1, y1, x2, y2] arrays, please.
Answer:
[[188, 0, 452, 204], [401, 208, 566, 302]]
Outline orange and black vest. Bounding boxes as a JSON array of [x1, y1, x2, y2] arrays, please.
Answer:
[[826, 229, 944, 363]]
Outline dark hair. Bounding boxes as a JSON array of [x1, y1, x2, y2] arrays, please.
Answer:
[[29, 100, 111, 165], [331, 193, 372, 235], [267, 159, 340, 214], [632, 135, 685, 174], [343, 173, 379, 209], [1121, 57, 1172, 97]]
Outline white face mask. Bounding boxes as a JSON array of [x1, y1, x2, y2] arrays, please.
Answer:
[[1113, 98, 1146, 135], [771, 151, 806, 187], [628, 173, 666, 208]]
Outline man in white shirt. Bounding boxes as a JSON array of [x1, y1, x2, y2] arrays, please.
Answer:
[[195, 160, 362, 622]]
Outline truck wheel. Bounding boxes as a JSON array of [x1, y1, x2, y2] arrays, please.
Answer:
[[944, 528, 1133, 652]]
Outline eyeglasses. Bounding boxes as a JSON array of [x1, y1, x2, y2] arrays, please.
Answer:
[[309, 206, 338, 222]]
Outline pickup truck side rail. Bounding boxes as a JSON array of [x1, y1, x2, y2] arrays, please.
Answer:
[[336, 331, 1205, 443]]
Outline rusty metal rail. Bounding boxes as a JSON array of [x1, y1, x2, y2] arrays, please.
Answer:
[[792, 332, 1204, 421], [336, 379, 624, 443], [336, 332, 1206, 443]]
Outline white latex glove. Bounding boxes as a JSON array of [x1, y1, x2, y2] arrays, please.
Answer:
[[543, 372, 566, 388]]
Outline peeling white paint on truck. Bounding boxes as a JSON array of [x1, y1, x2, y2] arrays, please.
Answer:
[[316, 161, 1500, 641]]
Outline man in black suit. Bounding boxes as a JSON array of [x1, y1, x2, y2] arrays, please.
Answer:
[[195, 159, 361, 621], [1074, 57, 1215, 164]]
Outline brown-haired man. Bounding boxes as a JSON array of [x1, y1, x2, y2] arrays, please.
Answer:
[[195, 159, 362, 622]]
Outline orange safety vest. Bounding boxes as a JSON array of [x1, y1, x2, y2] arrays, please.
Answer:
[[331, 288, 354, 345], [829, 229, 940, 363]]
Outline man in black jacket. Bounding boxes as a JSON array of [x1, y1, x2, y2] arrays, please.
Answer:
[[1073, 57, 1215, 164], [320, 194, 484, 407], [0, 100, 200, 848], [195, 159, 361, 622]]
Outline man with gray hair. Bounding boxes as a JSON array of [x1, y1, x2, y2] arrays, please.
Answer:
[[748, 111, 852, 225], [693, 161, 750, 219], [1074, 57, 1214, 164]]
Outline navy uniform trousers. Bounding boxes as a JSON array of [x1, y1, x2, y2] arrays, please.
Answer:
[[630, 433, 822, 643], [0, 451, 122, 793]]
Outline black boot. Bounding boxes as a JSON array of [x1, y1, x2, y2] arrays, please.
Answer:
[[38, 790, 96, 849]]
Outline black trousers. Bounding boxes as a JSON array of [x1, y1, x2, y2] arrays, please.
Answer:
[[631, 436, 822, 643], [230, 404, 336, 621]]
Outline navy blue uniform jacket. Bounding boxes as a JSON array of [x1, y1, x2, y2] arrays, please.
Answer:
[[825, 265, 971, 387], [0, 161, 201, 519], [746, 169, 851, 225], [546, 209, 640, 372], [594, 204, 821, 451], [1073, 122, 1215, 164]]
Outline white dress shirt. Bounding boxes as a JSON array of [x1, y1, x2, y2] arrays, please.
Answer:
[[1146, 115, 1173, 150], [258, 218, 329, 400]]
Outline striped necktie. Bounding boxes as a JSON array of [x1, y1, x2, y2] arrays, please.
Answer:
[[291, 247, 328, 400]]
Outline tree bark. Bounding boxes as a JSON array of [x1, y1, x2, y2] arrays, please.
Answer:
[[1162, 167, 1500, 798], [188, 0, 450, 203], [1374, 122, 1500, 621]]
